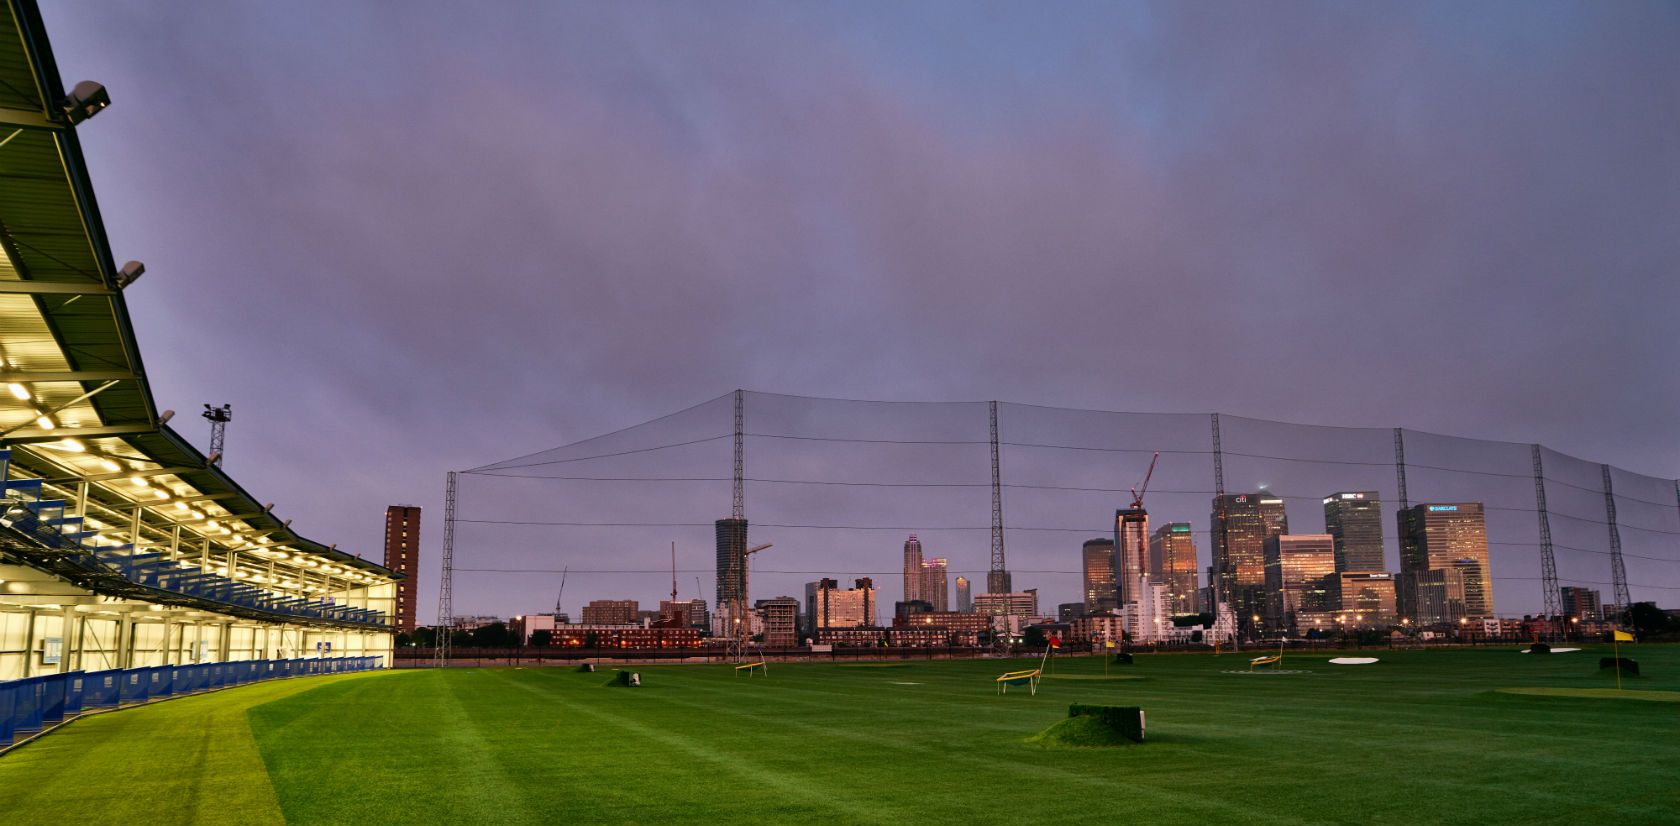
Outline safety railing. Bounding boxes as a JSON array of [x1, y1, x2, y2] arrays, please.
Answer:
[[0, 656, 384, 748]]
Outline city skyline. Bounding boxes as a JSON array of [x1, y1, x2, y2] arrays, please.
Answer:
[[479, 488, 1519, 629]]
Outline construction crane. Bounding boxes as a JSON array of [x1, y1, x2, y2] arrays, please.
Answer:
[[670, 542, 679, 604], [1116, 452, 1160, 607], [554, 566, 568, 618], [1130, 451, 1160, 510]]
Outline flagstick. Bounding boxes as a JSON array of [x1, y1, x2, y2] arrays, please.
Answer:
[[1615, 637, 1622, 691]]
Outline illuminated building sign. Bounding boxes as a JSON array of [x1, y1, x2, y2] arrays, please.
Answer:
[[1171, 524, 1191, 533], [1428, 505, 1459, 512]]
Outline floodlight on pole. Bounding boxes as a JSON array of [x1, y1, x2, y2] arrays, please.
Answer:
[[202, 404, 231, 466], [59, 80, 110, 125]]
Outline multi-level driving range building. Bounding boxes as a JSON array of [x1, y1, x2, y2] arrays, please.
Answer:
[[0, 0, 398, 684]]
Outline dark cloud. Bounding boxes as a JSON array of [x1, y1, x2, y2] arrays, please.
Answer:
[[37, 2, 1678, 617]]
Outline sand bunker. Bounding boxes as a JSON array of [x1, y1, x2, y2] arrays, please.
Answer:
[[1328, 657, 1379, 665]]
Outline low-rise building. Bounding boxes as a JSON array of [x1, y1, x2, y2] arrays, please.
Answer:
[[815, 627, 889, 647], [547, 624, 701, 649], [974, 592, 1038, 618], [580, 600, 639, 626], [755, 596, 800, 647]]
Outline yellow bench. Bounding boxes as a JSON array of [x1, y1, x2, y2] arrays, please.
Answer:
[[734, 661, 768, 676], [996, 668, 1041, 695]]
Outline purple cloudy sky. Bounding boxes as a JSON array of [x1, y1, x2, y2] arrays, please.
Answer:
[[38, 2, 1678, 618]]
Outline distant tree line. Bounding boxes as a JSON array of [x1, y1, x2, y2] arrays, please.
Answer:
[[395, 622, 520, 649]]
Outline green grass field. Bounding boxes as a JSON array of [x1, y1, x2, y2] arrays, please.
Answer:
[[3, 646, 1677, 824]]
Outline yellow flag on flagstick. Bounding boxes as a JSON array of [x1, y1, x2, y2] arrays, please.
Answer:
[[1613, 630, 1634, 642]]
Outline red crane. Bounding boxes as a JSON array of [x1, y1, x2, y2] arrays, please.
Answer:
[[1129, 452, 1160, 511]]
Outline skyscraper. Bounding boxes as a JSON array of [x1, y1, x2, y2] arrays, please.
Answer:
[[1323, 491, 1385, 572], [1114, 508, 1149, 605], [1081, 537, 1117, 614], [1211, 493, 1288, 627], [1263, 534, 1335, 629], [382, 505, 421, 632], [1400, 503, 1493, 620], [1148, 523, 1200, 615], [955, 576, 972, 612], [715, 517, 749, 619], [902, 535, 924, 604], [922, 557, 949, 611]]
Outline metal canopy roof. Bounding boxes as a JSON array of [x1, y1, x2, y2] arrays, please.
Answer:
[[0, 0, 395, 581]]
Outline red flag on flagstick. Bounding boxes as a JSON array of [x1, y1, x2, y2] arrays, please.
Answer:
[[1048, 634, 1061, 649]]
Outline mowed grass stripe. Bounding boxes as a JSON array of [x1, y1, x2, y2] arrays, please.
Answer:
[[0, 673, 372, 824], [609, 666, 1301, 825], [491, 668, 907, 823]]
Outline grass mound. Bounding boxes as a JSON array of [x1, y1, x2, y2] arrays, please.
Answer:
[[1026, 715, 1135, 748], [1496, 688, 1680, 703], [1042, 674, 1142, 681]]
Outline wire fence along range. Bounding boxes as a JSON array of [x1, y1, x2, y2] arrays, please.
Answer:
[[444, 391, 1679, 622]]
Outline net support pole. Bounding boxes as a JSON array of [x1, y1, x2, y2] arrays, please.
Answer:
[[1210, 412, 1225, 609], [987, 401, 1009, 594], [1601, 464, 1630, 624], [1393, 428, 1410, 627], [1532, 446, 1562, 629], [732, 389, 744, 521], [435, 470, 457, 668]]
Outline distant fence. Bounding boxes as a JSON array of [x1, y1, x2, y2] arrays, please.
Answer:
[[398, 635, 1583, 668], [0, 656, 383, 750]]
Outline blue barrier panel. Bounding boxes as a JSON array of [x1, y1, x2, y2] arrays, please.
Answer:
[[64, 673, 84, 716], [149, 665, 173, 699], [117, 669, 150, 705], [210, 663, 226, 689], [83, 671, 120, 708], [39, 672, 71, 723], [12, 677, 44, 733], [0, 681, 15, 747]]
